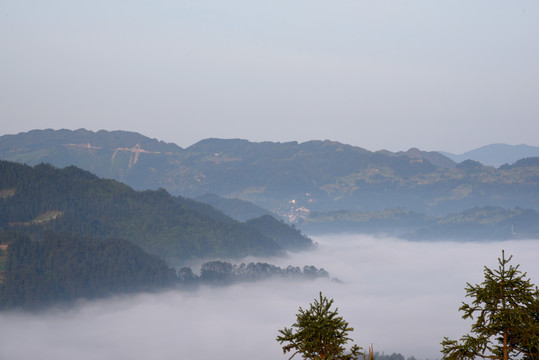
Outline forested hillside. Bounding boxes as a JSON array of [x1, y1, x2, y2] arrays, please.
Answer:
[[0, 231, 177, 309], [0, 128, 184, 191], [0, 230, 326, 309], [0, 161, 311, 263]]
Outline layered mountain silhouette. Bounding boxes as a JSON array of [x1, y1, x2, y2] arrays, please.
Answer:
[[1, 129, 538, 220], [439, 143, 539, 167]]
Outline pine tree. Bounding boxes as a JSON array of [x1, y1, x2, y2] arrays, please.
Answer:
[[441, 251, 539, 360], [277, 292, 362, 360]]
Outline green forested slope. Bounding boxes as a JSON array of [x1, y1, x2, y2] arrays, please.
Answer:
[[0, 161, 293, 262], [0, 231, 177, 309]]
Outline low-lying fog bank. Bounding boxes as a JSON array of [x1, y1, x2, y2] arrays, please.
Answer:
[[1, 235, 538, 360]]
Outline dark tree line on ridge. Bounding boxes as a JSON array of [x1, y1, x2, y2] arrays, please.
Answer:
[[0, 230, 328, 310], [178, 260, 328, 285]]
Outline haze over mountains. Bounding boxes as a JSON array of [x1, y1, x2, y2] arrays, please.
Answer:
[[1, 128, 538, 357], [439, 143, 539, 167], [1, 129, 538, 222], [2, 0, 538, 356]]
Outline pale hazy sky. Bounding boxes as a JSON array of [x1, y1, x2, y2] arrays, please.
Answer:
[[1, 1, 538, 153]]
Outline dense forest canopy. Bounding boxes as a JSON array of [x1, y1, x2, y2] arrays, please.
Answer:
[[0, 160, 312, 263], [0, 160, 323, 309], [0, 231, 177, 309], [0, 230, 326, 309]]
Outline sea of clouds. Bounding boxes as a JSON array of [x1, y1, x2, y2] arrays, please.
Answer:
[[1, 234, 538, 360]]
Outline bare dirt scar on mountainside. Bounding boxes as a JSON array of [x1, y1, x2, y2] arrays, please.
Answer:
[[0, 188, 15, 198], [111, 144, 161, 169], [8, 211, 63, 227]]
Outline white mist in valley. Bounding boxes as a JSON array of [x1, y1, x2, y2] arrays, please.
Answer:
[[1, 235, 538, 360]]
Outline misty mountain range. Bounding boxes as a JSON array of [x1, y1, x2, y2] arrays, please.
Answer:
[[301, 206, 539, 240], [1, 129, 538, 221], [1, 128, 538, 310]]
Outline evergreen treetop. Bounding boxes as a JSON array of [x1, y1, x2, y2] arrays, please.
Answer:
[[441, 251, 539, 360], [277, 292, 362, 360]]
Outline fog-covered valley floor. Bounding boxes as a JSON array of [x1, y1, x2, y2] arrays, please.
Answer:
[[1, 235, 538, 360]]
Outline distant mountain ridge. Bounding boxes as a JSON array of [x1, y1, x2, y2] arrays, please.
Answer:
[[1, 129, 538, 220], [0, 128, 186, 191], [378, 147, 456, 169], [301, 206, 539, 240], [439, 143, 539, 167]]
